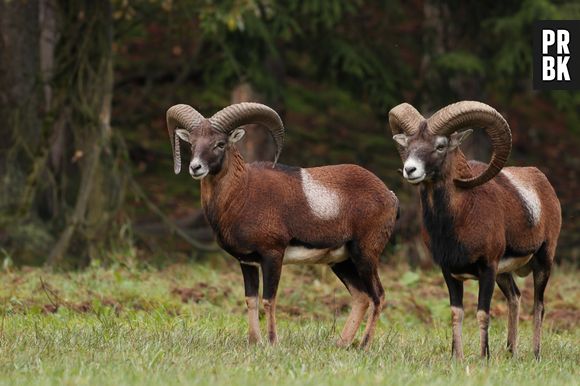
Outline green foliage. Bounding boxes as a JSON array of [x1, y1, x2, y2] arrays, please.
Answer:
[[399, 271, 421, 287], [144, 0, 405, 108], [550, 91, 580, 133], [485, 0, 558, 77], [435, 52, 485, 76], [480, 0, 579, 129], [107, 0, 580, 264]]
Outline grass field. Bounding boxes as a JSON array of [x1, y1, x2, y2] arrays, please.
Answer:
[[1, 260, 578, 385]]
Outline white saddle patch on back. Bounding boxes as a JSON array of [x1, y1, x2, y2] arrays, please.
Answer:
[[502, 170, 541, 226], [300, 169, 341, 220], [498, 254, 533, 274], [283, 245, 347, 265]]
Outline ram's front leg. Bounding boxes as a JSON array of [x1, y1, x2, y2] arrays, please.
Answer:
[[477, 265, 497, 360], [261, 253, 283, 344], [443, 270, 465, 360], [240, 262, 261, 344]]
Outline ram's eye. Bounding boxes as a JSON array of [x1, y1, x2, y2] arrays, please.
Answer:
[[436, 144, 446, 151], [215, 141, 226, 149]]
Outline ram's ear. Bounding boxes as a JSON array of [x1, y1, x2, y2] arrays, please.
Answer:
[[228, 128, 246, 143], [392, 134, 409, 147], [175, 129, 190, 143], [449, 129, 473, 150]]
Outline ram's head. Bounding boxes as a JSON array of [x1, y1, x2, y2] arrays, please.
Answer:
[[389, 101, 512, 188], [166, 103, 285, 179]]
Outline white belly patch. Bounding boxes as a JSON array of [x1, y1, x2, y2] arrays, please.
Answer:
[[498, 254, 533, 274], [300, 169, 341, 220], [450, 254, 533, 281], [451, 273, 478, 281], [283, 245, 347, 265], [502, 170, 541, 226]]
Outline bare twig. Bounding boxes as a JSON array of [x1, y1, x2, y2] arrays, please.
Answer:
[[0, 294, 8, 341], [39, 277, 60, 308], [129, 178, 219, 252], [46, 140, 102, 265]]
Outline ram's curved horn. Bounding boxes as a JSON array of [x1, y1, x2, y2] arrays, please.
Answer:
[[427, 101, 512, 188], [166, 104, 205, 174], [389, 103, 426, 158], [209, 102, 285, 166], [389, 103, 425, 136]]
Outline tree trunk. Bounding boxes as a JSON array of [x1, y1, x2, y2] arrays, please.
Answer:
[[0, 0, 44, 262], [47, 0, 126, 266], [0, 0, 128, 266], [230, 82, 277, 163]]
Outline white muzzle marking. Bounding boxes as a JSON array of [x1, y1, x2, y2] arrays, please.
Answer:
[[403, 156, 426, 184], [300, 169, 341, 220], [189, 157, 209, 180]]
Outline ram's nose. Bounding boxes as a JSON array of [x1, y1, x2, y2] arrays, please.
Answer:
[[189, 163, 202, 174], [188, 160, 209, 180], [402, 157, 426, 184]]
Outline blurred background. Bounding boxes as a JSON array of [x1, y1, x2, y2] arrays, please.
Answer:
[[0, 0, 578, 268]]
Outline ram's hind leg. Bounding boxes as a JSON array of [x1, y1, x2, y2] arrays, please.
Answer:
[[531, 243, 554, 359], [331, 259, 370, 347], [350, 239, 385, 350], [359, 269, 384, 349], [496, 273, 521, 355]]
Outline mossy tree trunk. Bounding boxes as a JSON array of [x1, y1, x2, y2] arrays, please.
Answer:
[[0, 0, 44, 264], [0, 0, 128, 267]]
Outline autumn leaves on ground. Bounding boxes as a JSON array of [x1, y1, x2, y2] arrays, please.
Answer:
[[1, 260, 578, 385]]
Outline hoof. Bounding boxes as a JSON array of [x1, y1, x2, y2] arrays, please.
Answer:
[[335, 338, 353, 348], [358, 335, 371, 350], [248, 333, 261, 345], [268, 332, 278, 345]]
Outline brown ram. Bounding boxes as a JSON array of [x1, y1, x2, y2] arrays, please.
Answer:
[[390, 101, 561, 359], [167, 102, 399, 348]]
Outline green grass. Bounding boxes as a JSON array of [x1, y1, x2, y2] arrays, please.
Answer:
[[1, 262, 579, 385]]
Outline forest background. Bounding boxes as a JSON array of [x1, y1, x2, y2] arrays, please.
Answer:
[[1, 0, 579, 267]]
